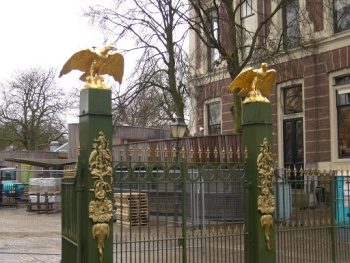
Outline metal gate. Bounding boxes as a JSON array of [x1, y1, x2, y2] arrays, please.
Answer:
[[61, 164, 79, 262], [113, 160, 246, 263]]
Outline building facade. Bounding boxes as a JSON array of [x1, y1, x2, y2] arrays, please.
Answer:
[[188, 0, 350, 170]]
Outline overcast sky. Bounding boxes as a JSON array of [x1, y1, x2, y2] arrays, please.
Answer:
[[0, 0, 132, 122], [1, 1, 104, 78]]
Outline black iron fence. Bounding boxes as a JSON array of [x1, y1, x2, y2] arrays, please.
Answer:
[[2, 166, 350, 262], [275, 168, 350, 263], [113, 160, 246, 263], [113, 165, 350, 263]]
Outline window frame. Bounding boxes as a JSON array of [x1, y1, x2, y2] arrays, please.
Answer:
[[334, 0, 350, 33], [282, 0, 301, 49], [241, 0, 254, 19], [279, 83, 305, 189], [329, 69, 350, 166], [276, 79, 305, 169], [204, 99, 222, 135], [335, 75, 350, 159], [206, 7, 220, 71], [283, 85, 303, 115]]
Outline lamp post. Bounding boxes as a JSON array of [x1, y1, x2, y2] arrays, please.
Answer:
[[170, 117, 187, 252], [170, 117, 187, 162]]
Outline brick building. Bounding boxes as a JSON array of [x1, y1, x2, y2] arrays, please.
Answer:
[[188, 1, 350, 170]]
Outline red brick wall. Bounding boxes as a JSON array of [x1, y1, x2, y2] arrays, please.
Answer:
[[194, 45, 350, 164], [274, 47, 350, 164], [194, 78, 233, 134]]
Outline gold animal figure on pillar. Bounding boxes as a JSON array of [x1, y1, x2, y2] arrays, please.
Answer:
[[59, 45, 124, 89], [228, 63, 276, 103]]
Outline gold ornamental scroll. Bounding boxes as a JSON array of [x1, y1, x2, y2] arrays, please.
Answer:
[[257, 137, 275, 250], [88, 131, 113, 263]]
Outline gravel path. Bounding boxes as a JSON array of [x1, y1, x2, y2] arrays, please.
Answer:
[[0, 206, 61, 263]]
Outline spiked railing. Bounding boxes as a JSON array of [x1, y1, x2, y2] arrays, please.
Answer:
[[114, 134, 243, 164]]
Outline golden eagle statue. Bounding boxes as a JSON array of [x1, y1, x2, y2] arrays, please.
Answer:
[[59, 45, 124, 89], [228, 63, 276, 103]]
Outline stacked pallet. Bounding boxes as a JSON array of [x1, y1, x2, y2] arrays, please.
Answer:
[[27, 178, 61, 212], [114, 192, 148, 226]]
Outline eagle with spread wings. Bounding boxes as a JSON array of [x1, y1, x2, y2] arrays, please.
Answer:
[[228, 63, 276, 103], [59, 45, 124, 86]]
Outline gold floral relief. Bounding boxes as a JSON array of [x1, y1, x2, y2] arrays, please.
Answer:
[[89, 131, 114, 262], [89, 199, 114, 223], [257, 137, 275, 250], [88, 131, 113, 222]]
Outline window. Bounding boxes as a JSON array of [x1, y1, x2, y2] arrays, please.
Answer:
[[336, 75, 350, 158], [284, 86, 303, 114], [0, 170, 16, 181], [207, 102, 221, 135], [281, 84, 304, 189], [240, 0, 255, 60], [334, 0, 350, 32], [206, 8, 220, 70], [282, 0, 300, 48], [241, 0, 253, 19]]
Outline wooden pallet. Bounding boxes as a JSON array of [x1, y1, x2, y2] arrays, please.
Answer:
[[114, 192, 148, 226], [116, 202, 148, 209], [114, 193, 148, 203], [116, 206, 148, 214], [117, 215, 148, 224], [117, 219, 148, 227]]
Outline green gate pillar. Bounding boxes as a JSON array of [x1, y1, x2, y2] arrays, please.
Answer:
[[243, 102, 276, 263], [78, 88, 114, 263]]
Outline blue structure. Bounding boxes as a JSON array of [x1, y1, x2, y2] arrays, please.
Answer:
[[335, 176, 350, 226]]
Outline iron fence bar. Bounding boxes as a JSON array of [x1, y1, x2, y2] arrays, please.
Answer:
[[12, 161, 350, 262], [181, 161, 187, 263], [331, 172, 337, 263]]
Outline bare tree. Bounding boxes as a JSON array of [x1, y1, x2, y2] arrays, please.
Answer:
[[113, 87, 171, 129], [85, 0, 323, 133], [0, 68, 68, 150], [85, 0, 190, 124], [185, 0, 323, 133]]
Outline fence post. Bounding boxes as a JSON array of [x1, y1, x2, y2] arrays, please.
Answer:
[[330, 173, 336, 262], [77, 88, 114, 263], [0, 183, 2, 205], [242, 102, 276, 263]]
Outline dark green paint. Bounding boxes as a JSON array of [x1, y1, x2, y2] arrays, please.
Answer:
[[62, 88, 113, 263], [243, 102, 276, 263]]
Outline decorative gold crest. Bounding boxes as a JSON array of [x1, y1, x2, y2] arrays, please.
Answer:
[[257, 137, 275, 250], [88, 131, 113, 262]]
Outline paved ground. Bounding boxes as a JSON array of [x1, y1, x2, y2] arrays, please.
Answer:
[[0, 205, 61, 263]]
